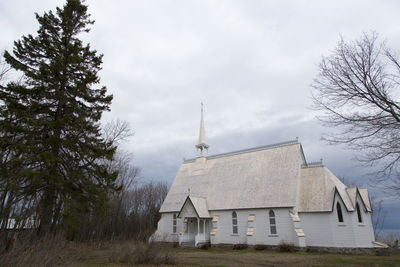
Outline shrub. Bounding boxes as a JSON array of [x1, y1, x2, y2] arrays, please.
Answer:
[[199, 243, 210, 250], [233, 243, 248, 250], [278, 241, 295, 252], [254, 244, 268, 250], [110, 241, 176, 265]]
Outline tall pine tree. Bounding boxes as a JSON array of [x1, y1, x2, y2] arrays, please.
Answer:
[[0, 0, 118, 235]]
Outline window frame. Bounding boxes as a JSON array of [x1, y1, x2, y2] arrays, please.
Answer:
[[173, 213, 177, 233], [336, 202, 344, 223], [232, 211, 238, 234], [269, 210, 277, 235], [356, 202, 363, 223]]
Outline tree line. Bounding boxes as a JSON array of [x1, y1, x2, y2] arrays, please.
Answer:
[[0, 0, 167, 248]]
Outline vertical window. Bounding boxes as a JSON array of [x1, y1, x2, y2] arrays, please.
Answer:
[[269, 210, 277, 235], [336, 202, 343, 222], [356, 203, 362, 223], [232, 211, 238, 234], [173, 213, 177, 233]]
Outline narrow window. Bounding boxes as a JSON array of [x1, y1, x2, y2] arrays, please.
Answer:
[[173, 213, 177, 233], [356, 203, 362, 223], [336, 202, 343, 222], [232, 211, 238, 234], [269, 210, 277, 235]]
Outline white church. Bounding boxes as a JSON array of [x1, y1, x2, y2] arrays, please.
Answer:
[[153, 107, 380, 248]]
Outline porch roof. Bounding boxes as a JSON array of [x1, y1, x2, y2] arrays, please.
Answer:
[[178, 196, 211, 219]]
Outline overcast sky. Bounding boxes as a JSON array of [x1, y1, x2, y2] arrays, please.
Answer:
[[1, 0, 399, 231]]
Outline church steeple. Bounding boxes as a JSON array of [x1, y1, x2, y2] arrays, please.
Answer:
[[195, 102, 209, 156]]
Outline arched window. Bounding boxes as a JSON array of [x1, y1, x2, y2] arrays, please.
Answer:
[[356, 203, 363, 223], [336, 202, 344, 222], [232, 211, 238, 234], [173, 213, 177, 233], [269, 210, 277, 234]]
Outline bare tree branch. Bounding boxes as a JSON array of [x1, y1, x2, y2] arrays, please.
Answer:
[[311, 32, 400, 195]]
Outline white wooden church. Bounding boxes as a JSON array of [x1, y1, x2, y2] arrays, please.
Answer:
[[153, 107, 379, 248]]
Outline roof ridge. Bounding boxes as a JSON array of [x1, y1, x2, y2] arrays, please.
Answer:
[[184, 139, 299, 163]]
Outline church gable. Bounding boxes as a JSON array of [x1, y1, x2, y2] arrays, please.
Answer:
[[178, 197, 198, 218], [178, 196, 211, 219]]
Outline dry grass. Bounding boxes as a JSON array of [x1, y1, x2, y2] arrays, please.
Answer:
[[0, 233, 80, 267], [109, 241, 176, 265], [2, 238, 399, 266], [278, 241, 295, 252]]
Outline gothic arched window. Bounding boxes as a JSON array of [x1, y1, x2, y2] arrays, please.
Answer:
[[269, 210, 277, 234], [336, 202, 344, 222], [356, 203, 363, 223], [173, 213, 177, 233], [232, 211, 238, 234]]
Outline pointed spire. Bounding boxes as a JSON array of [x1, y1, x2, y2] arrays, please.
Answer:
[[195, 102, 209, 156]]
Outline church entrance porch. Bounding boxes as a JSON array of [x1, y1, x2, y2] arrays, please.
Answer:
[[179, 217, 210, 247]]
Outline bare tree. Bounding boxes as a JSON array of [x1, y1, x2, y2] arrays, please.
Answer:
[[311, 32, 400, 194], [370, 197, 387, 240]]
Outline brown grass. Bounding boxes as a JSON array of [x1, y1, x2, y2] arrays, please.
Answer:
[[0, 233, 80, 267], [278, 241, 295, 252], [109, 241, 176, 265]]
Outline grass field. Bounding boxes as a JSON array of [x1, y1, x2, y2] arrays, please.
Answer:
[[73, 242, 400, 267]]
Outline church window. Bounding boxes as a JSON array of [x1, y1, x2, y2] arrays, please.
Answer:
[[269, 210, 277, 235], [356, 203, 362, 223], [173, 213, 177, 233], [336, 202, 344, 222], [232, 211, 238, 234]]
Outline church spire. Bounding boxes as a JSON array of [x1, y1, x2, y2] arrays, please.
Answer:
[[195, 102, 209, 156]]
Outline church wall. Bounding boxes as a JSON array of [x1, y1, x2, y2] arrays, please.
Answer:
[[299, 212, 334, 247], [210, 208, 296, 246], [351, 195, 375, 247], [152, 212, 182, 242], [300, 193, 374, 248]]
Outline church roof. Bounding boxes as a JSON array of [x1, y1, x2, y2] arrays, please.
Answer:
[[299, 166, 354, 212], [298, 167, 372, 212], [160, 140, 305, 213], [160, 139, 372, 214]]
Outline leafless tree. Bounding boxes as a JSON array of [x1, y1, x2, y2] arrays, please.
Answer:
[[370, 197, 387, 239], [311, 32, 400, 194]]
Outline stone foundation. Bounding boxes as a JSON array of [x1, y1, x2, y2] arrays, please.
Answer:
[[210, 243, 392, 255]]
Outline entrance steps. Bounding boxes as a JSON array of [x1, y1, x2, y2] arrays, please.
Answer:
[[180, 241, 196, 248]]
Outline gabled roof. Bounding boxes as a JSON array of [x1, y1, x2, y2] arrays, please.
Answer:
[[160, 140, 304, 212], [298, 165, 354, 212], [161, 139, 372, 214], [178, 196, 211, 218], [346, 187, 372, 212]]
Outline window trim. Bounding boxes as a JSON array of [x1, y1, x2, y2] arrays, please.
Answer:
[[356, 202, 363, 223], [269, 210, 277, 235], [232, 211, 238, 234], [173, 213, 177, 233], [336, 202, 344, 223]]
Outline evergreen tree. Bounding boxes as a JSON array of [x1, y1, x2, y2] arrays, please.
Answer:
[[0, 0, 117, 236]]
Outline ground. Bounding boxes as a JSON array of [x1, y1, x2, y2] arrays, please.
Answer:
[[72, 241, 400, 267]]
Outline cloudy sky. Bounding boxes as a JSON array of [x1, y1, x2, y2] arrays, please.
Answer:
[[1, 0, 399, 231]]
